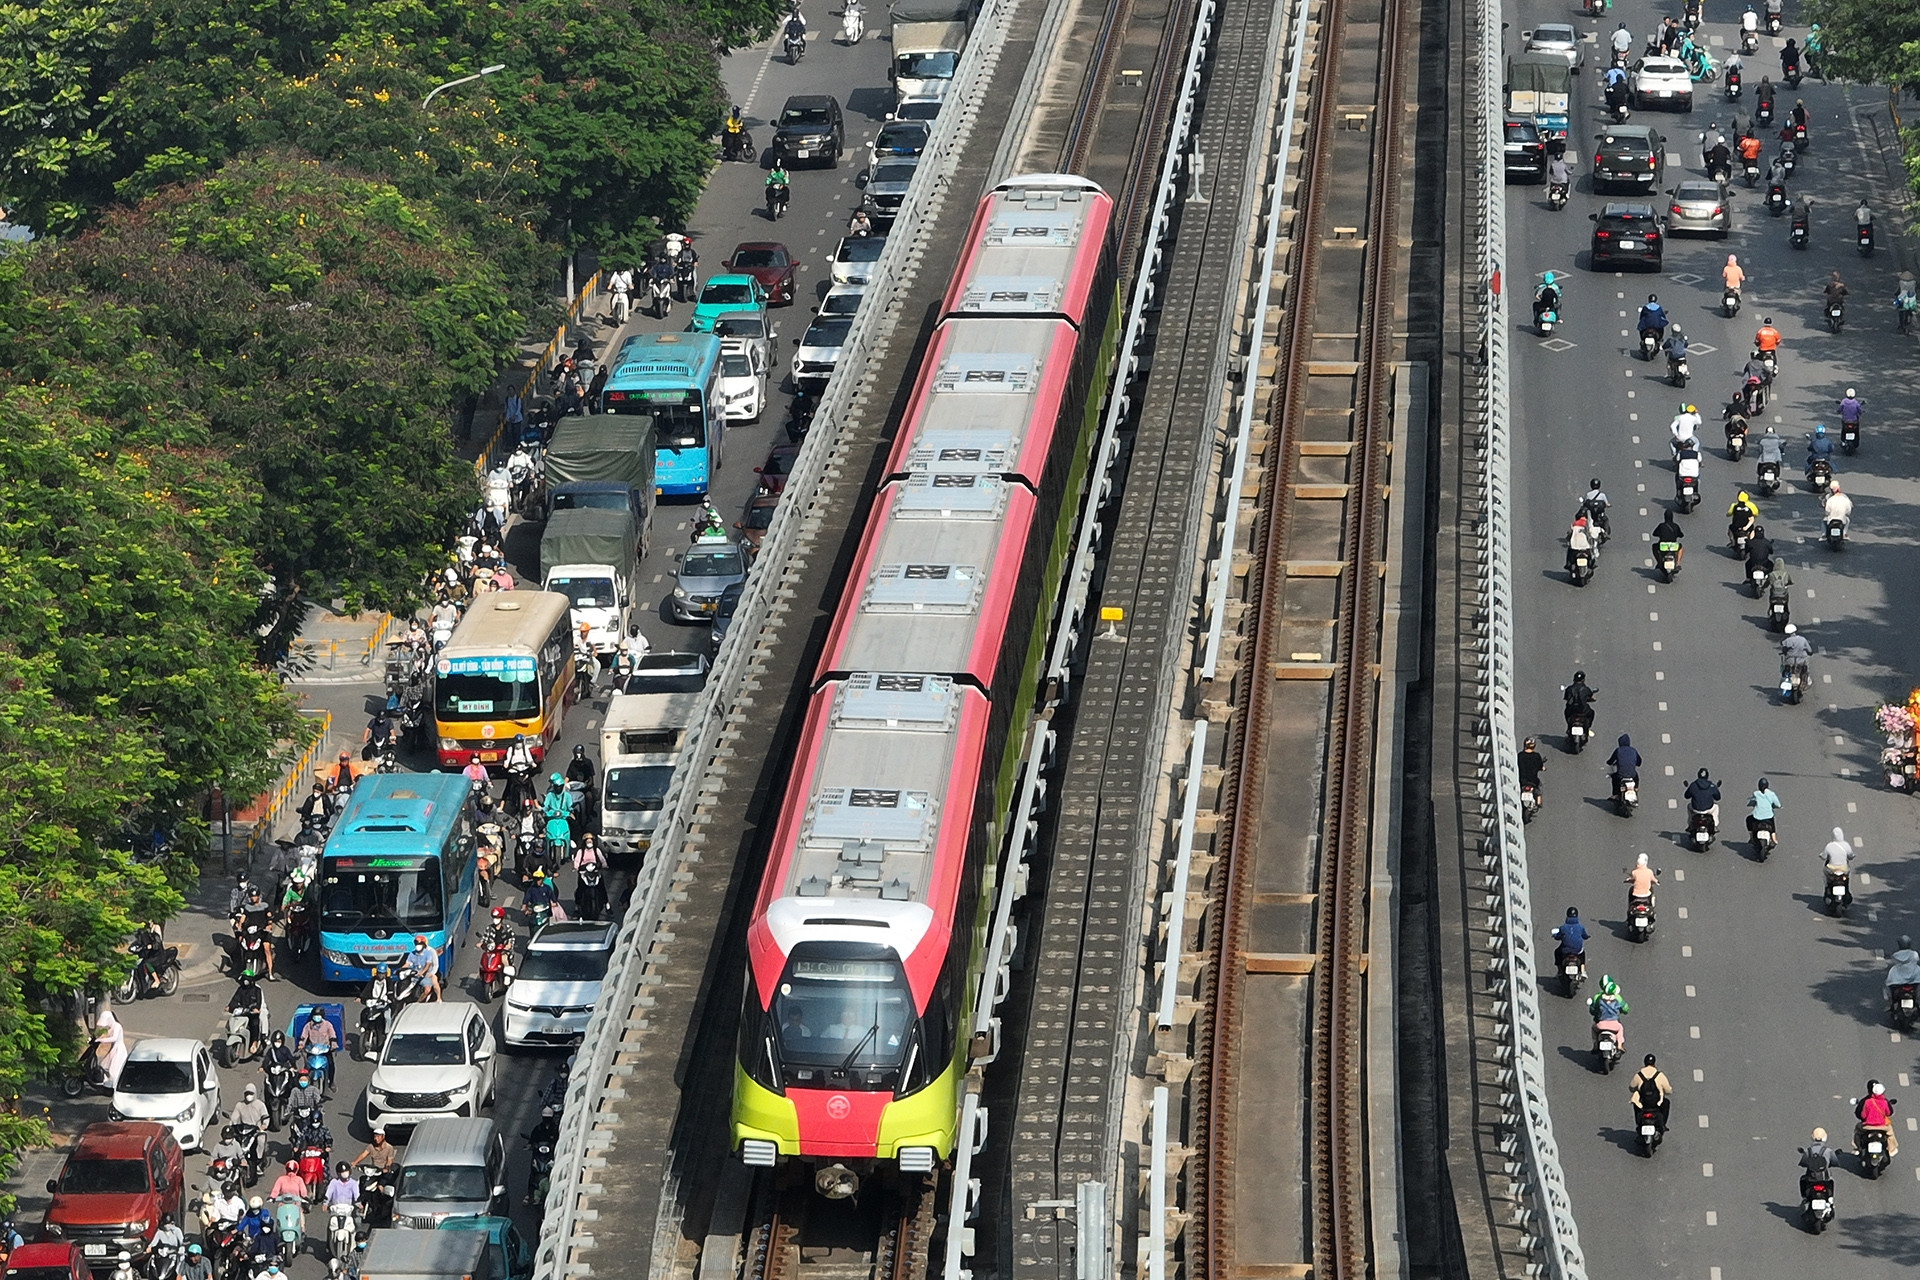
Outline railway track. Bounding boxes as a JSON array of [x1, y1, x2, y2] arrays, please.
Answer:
[[744, 1179, 935, 1280], [1194, 0, 1413, 1267]]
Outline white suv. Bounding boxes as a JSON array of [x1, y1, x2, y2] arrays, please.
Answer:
[[365, 1003, 497, 1132]]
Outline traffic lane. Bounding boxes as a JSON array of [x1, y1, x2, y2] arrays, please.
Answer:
[[1508, 48, 1920, 1274]]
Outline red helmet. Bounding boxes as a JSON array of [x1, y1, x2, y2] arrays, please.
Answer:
[[491, 907, 506, 920], [286, 1161, 298, 1172]]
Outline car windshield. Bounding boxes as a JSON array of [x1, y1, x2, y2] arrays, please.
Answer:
[[839, 237, 886, 263], [518, 947, 613, 983], [896, 51, 957, 77], [321, 860, 445, 931], [743, 502, 776, 530], [1534, 24, 1572, 40], [713, 316, 767, 340], [56, 1158, 149, 1195], [382, 1032, 466, 1067], [117, 1059, 194, 1095], [434, 673, 541, 721], [802, 320, 853, 349], [781, 106, 833, 127], [683, 549, 744, 578], [722, 354, 753, 378], [873, 163, 918, 185], [700, 282, 756, 306], [396, 1165, 490, 1202], [731, 249, 784, 268], [605, 764, 676, 812], [820, 291, 864, 315], [548, 576, 616, 609], [894, 100, 942, 121], [621, 668, 706, 694]]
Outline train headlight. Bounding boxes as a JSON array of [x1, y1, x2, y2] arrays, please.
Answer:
[[897, 1146, 936, 1173], [740, 1140, 777, 1167]]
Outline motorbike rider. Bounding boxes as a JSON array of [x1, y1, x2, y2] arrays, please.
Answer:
[[1746, 778, 1783, 839], [237, 1199, 274, 1253], [1578, 479, 1611, 538], [1567, 515, 1599, 574], [1551, 906, 1588, 968], [483, 906, 515, 957], [1887, 937, 1920, 1015], [1806, 423, 1835, 479], [1602, 63, 1630, 113], [1823, 482, 1853, 536], [565, 743, 597, 820], [1766, 559, 1793, 610], [1652, 511, 1685, 566], [648, 251, 673, 304], [1821, 824, 1852, 889], [1534, 272, 1562, 323], [289, 1068, 323, 1118], [523, 868, 559, 921], [296, 1012, 338, 1100], [1607, 733, 1641, 799], [1838, 387, 1864, 430], [1546, 152, 1572, 192], [1727, 490, 1759, 542], [1610, 21, 1633, 59], [1625, 853, 1658, 907], [404, 935, 443, 1003], [1856, 1081, 1898, 1156], [1753, 315, 1781, 357], [1518, 738, 1546, 803], [1629, 1054, 1673, 1134], [766, 164, 792, 214], [227, 975, 266, 1050], [1563, 671, 1597, 733], [237, 888, 276, 982], [297, 783, 333, 832], [1705, 134, 1733, 179], [503, 734, 538, 812], [1800, 1128, 1837, 1198], [1781, 38, 1801, 81], [1662, 326, 1691, 373], [848, 206, 875, 237], [229, 1085, 270, 1163], [1722, 255, 1745, 299], [1745, 526, 1776, 577], [526, 1105, 562, 1151], [268, 1160, 307, 1203], [1588, 976, 1630, 1049], [723, 105, 749, 158], [1736, 129, 1763, 172], [350, 1125, 398, 1175], [260, 1031, 296, 1089], [1824, 271, 1848, 310], [1683, 768, 1721, 832], [1637, 294, 1669, 345], [323, 1162, 360, 1213], [179, 1243, 213, 1280]]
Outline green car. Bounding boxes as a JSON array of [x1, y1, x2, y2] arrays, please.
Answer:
[[440, 1216, 535, 1280], [690, 275, 767, 333]]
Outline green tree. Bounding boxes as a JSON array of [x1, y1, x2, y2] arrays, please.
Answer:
[[1803, 0, 1920, 88]]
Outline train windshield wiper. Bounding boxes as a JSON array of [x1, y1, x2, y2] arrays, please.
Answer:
[[839, 1022, 879, 1073]]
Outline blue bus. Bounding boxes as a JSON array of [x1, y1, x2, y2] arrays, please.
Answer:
[[601, 331, 725, 498], [317, 773, 478, 984]]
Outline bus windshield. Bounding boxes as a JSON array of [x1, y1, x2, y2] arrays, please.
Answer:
[[321, 858, 446, 931], [656, 404, 709, 451], [435, 673, 541, 721]]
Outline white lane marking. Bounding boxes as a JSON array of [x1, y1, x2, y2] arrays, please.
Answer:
[[1665, 765, 1676, 775], [1659, 702, 1668, 711], [1848, 801, 1858, 812], [1693, 1068, 1704, 1081], [1682, 945, 1692, 956], [1675, 869, 1685, 881], [1703, 1163, 1714, 1177], [1699, 1114, 1710, 1127], [1902, 1074, 1912, 1087], [1653, 641, 1663, 651], [1705, 1211, 1718, 1225], [1650, 611, 1659, 620], [1678, 907, 1689, 918], [1686, 985, 1697, 997], [1662, 732, 1672, 742], [1690, 1026, 1701, 1038], [1656, 671, 1666, 680]]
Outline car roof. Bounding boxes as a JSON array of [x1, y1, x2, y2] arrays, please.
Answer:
[[703, 274, 759, 289], [731, 241, 790, 258], [125, 1038, 202, 1062], [528, 921, 617, 951], [781, 94, 837, 110], [1639, 56, 1686, 69], [72, 1121, 171, 1157], [1600, 126, 1658, 142], [399, 1117, 497, 1165], [392, 1002, 475, 1033], [636, 651, 709, 674], [7, 1242, 80, 1265], [1532, 22, 1575, 36], [1599, 202, 1656, 216]]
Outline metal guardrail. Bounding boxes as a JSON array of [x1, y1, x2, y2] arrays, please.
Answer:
[[1156, 721, 1206, 1029], [531, 9, 1025, 1275], [1467, 0, 1585, 1270], [473, 272, 603, 477], [240, 710, 332, 861]]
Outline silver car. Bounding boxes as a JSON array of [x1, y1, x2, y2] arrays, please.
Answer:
[[791, 315, 853, 397], [816, 283, 866, 318], [830, 234, 886, 286], [862, 158, 920, 223], [1524, 22, 1583, 69], [670, 540, 748, 622], [1666, 179, 1732, 236]]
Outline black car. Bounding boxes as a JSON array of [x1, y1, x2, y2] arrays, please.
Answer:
[[771, 95, 844, 168], [1589, 202, 1663, 271], [1591, 125, 1665, 194], [1504, 118, 1546, 181]]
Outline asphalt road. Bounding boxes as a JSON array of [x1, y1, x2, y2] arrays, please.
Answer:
[[5, 20, 898, 1277], [1504, 6, 1920, 1273]]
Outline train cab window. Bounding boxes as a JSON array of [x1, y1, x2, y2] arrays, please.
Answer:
[[762, 950, 919, 1091]]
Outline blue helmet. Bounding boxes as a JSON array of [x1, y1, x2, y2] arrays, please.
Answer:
[[1543, 271, 1557, 285], [1815, 423, 1827, 436]]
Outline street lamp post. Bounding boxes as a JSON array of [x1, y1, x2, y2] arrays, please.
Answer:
[[421, 64, 508, 111]]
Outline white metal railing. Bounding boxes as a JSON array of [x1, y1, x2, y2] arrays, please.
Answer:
[[1146, 1086, 1170, 1280], [1470, 0, 1586, 1272], [1156, 721, 1207, 1028], [530, 6, 1023, 1275]]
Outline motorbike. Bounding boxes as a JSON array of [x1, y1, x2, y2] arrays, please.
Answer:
[[1891, 984, 1920, 1031], [1765, 4, 1782, 33], [649, 275, 672, 319], [1725, 68, 1741, 99], [359, 1167, 392, 1230], [1636, 1104, 1664, 1155], [1627, 891, 1654, 939], [1801, 1163, 1835, 1232], [478, 936, 515, 1004], [214, 994, 266, 1069], [766, 182, 790, 220], [1809, 456, 1833, 494], [1841, 419, 1860, 455], [784, 30, 806, 62], [1757, 96, 1775, 127], [1730, 521, 1752, 556], [1898, 288, 1918, 334], [722, 125, 754, 162], [1536, 302, 1559, 337], [1767, 593, 1790, 631], [115, 931, 182, 1002], [1725, 416, 1747, 461], [272, 1197, 303, 1265], [327, 1201, 355, 1262], [357, 993, 391, 1062], [1783, 660, 1811, 706], [1556, 947, 1586, 996], [1791, 121, 1809, 152], [1741, 27, 1759, 54], [1617, 775, 1639, 817], [296, 1128, 331, 1205], [284, 898, 314, 960], [1741, 156, 1760, 187], [1595, 1022, 1625, 1072], [1765, 183, 1787, 216], [840, 0, 863, 42], [1723, 286, 1741, 318], [1779, 144, 1798, 179], [229, 924, 269, 982], [1825, 870, 1852, 915], [1568, 547, 1594, 587], [1826, 516, 1847, 550], [1792, 215, 1811, 253], [1857, 1119, 1893, 1178], [1687, 806, 1716, 850], [264, 1060, 294, 1130], [1548, 180, 1569, 210], [1667, 350, 1689, 388], [1656, 538, 1682, 580], [58, 1040, 112, 1099], [304, 1039, 334, 1102], [1752, 818, 1775, 860], [1638, 327, 1661, 361], [575, 862, 608, 922], [1858, 218, 1875, 256], [1520, 782, 1541, 823], [1757, 458, 1780, 496], [1675, 470, 1698, 512], [527, 1141, 556, 1207], [1827, 298, 1844, 331], [674, 257, 697, 302]]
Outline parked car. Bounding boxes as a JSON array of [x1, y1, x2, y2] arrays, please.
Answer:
[[670, 541, 749, 623], [109, 1039, 220, 1151], [1666, 179, 1732, 236], [1591, 124, 1665, 193], [791, 316, 853, 397], [1589, 202, 1664, 270], [690, 275, 768, 333], [364, 1003, 498, 1133], [736, 491, 780, 559], [1523, 22, 1583, 68], [1631, 56, 1692, 110], [42, 1122, 184, 1268], [816, 283, 866, 318], [861, 158, 920, 226], [619, 651, 710, 695], [755, 442, 801, 496], [719, 343, 768, 423], [771, 95, 844, 167], [724, 242, 798, 307], [868, 120, 931, 173], [1504, 118, 1546, 181], [830, 234, 887, 286], [502, 921, 618, 1048]]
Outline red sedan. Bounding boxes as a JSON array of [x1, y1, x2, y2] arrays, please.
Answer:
[[725, 242, 798, 306]]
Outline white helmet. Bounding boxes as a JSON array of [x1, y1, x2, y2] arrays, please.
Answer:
[[1784, 623, 1798, 635], [1635, 853, 1649, 868]]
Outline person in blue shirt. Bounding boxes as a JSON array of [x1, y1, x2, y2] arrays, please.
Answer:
[[1805, 423, 1834, 477], [1637, 295, 1669, 337], [1607, 733, 1641, 798], [1746, 777, 1782, 840], [1552, 907, 1590, 967]]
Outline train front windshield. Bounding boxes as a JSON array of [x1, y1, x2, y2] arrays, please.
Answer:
[[769, 957, 916, 1089]]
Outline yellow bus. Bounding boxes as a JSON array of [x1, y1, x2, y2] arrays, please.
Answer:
[[433, 591, 576, 768]]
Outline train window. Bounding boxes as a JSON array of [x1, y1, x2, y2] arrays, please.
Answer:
[[769, 954, 917, 1090]]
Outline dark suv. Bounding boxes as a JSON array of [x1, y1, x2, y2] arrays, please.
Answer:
[[771, 95, 844, 168], [1504, 118, 1546, 181], [42, 1122, 184, 1270], [1591, 125, 1665, 194], [1589, 203, 1663, 271]]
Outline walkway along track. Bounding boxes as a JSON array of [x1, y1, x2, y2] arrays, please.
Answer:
[[1194, 0, 1412, 1267]]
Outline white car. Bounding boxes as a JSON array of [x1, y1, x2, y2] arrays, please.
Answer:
[[1632, 57, 1693, 110], [829, 234, 886, 286], [502, 921, 617, 1048], [791, 315, 853, 396], [719, 340, 768, 422], [816, 283, 866, 319], [1524, 22, 1583, 69], [111, 1038, 221, 1150], [365, 1003, 498, 1131]]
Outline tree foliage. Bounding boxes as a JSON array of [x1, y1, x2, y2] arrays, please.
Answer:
[[1802, 0, 1920, 90]]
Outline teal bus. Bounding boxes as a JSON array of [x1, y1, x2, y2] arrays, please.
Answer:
[[317, 773, 478, 984], [601, 331, 726, 498]]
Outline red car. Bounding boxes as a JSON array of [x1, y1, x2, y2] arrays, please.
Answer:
[[6, 1243, 88, 1280], [735, 491, 780, 559], [724, 243, 798, 306], [42, 1123, 184, 1269], [755, 443, 801, 496]]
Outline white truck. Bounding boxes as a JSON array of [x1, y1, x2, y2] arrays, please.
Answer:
[[890, 19, 966, 101], [539, 506, 640, 657], [599, 690, 702, 857]]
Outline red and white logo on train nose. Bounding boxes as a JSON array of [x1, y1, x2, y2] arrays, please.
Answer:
[[826, 1095, 852, 1120]]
